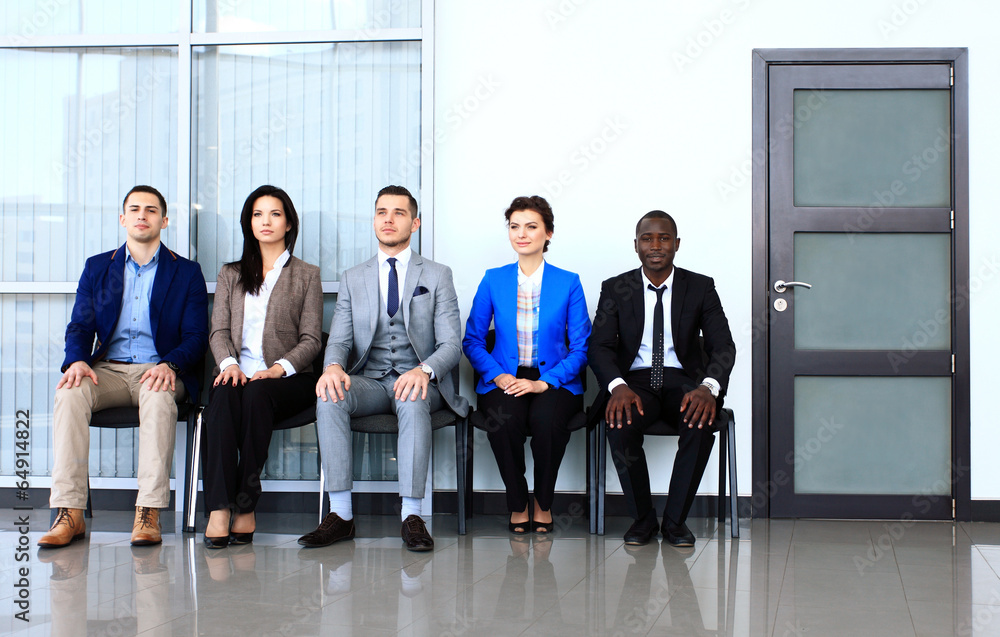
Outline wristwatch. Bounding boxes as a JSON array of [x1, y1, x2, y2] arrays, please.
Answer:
[[164, 361, 181, 374], [418, 363, 433, 377], [699, 378, 720, 398]]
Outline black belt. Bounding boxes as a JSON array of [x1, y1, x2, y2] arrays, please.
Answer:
[[104, 359, 134, 365]]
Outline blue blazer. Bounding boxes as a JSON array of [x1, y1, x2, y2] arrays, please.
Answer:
[[463, 262, 591, 395], [62, 243, 210, 401]]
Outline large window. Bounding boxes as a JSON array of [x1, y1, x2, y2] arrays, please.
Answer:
[[0, 2, 430, 491]]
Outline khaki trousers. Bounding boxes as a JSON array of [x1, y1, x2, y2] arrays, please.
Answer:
[[49, 361, 186, 510]]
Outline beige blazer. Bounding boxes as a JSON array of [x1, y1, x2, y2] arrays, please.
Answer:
[[210, 255, 323, 376]]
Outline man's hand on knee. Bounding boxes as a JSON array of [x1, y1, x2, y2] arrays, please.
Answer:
[[317, 364, 351, 402], [56, 361, 98, 389], [606, 384, 643, 429], [394, 367, 430, 402], [141, 363, 177, 392], [680, 385, 716, 429]]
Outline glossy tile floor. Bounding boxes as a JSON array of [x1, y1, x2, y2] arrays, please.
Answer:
[[3, 510, 1000, 636]]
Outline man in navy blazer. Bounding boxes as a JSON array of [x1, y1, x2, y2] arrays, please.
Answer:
[[588, 211, 735, 547], [39, 185, 208, 549]]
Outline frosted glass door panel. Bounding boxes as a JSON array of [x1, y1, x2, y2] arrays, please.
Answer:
[[794, 233, 951, 350], [794, 377, 951, 495], [793, 89, 950, 207]]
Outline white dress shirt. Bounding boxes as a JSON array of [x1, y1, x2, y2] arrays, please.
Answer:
[[377, 245, 411, 312], [219, 250, 296, 377]]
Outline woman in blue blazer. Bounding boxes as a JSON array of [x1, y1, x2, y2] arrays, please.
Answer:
[[463, 196, 591, 534]]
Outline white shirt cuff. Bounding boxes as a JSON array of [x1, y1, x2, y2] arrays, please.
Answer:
[[219, 357, 239, 373], [277, 359, 296, 377], [608, 377, 627, 393], [700, 377, 720, 397]]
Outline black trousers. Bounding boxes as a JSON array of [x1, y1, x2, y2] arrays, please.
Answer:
[[606, 367, 716, 524], [477, 366, 583, 513], [201, 372, 317, 513]]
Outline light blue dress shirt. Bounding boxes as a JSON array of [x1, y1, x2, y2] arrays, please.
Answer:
[[104, 250, 160, 364]]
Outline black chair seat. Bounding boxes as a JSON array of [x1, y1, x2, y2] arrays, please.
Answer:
[[589, 407, 739, 538], [90, 403, 197, 428]]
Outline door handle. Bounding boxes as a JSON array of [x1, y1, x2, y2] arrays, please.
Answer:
[[773, 280, 813, 293]]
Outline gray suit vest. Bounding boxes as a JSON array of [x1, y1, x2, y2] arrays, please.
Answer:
[[364, 295, 420, 378]]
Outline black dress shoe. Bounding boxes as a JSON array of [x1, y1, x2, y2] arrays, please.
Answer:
[[624, 510, 659, 546], [401, 515, 434, 552], [662, 519, 696, 547], [203, 535, 229, 549], [298, 513, 356, 548], [229, 531, 254, 546]]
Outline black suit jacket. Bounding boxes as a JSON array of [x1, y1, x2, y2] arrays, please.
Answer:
[[587, 266, 736, 426]]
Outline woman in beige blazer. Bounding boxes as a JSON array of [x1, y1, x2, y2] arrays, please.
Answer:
[[202, 185, 323, 548]]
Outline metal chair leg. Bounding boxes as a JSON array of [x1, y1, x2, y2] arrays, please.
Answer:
[[456, 419, 467, 535], [728, 411, 739, 538], [183, 409, 202, 533], [597, 422, 606, 536]]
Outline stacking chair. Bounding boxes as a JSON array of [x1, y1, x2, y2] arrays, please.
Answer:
[[320, 368, 473, 535], [468, 330, 587, 526], [182, 334, 328, 533], [588, 407, 739, 537], [75, 357, 204, 523]]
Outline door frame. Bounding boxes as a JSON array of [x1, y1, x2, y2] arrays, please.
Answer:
[[750, 48, 970, 520]]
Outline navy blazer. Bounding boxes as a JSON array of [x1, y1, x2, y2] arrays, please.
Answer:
[[62, 243, 210, 401], [463, 262, 591, 395]]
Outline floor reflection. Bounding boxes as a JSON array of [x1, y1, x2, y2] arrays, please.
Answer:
[[2, 512, 999, 636]]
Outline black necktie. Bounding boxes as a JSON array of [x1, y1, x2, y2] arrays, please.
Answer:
[[386, 257, 399, 317], [649, 284, 666, 390]]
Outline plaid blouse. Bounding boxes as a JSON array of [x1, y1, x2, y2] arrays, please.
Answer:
[[516, 262, 544, 367]]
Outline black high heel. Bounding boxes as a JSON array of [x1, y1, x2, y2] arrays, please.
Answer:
[[204, 509, 233, 549], [230, 512, 255, 545], [508, 513, 531, 535], [534, 510, 554, 534]]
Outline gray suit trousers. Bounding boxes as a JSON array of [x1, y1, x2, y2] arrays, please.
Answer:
[[317, 372, 442, 498]]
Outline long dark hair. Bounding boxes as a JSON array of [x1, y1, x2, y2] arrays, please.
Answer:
[[230, 185, 300, 295]]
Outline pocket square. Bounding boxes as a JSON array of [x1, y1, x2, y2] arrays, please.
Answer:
[[413, 286, 430, 297]]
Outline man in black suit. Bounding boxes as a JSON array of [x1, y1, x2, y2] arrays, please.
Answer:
[[588, 211, 735, 547]]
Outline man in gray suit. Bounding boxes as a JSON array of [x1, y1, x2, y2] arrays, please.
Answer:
[[298, 185, 468, 551]]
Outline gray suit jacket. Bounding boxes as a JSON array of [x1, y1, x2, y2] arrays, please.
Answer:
[[324, 252, 469, 417], [210, 256, 323, 376]]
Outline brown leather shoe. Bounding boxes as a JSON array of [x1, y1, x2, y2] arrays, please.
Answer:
[[297, 512, 356, 548], [401, 515, 434, 552], [38, 508, 86, 548], [131, 507, 162, 546]]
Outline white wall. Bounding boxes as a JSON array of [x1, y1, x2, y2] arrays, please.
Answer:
[[430, 0, 1000, 502]]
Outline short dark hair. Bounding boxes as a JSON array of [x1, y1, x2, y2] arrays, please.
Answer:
[[504, 195, 555, 253], [122, 185, 167, 217], [635, 210, 677, 236], [375, 185, 418, 218], [231, 185, 301, 296]]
